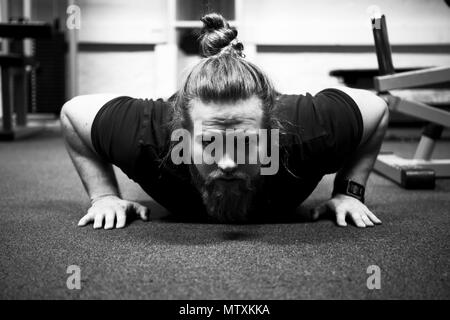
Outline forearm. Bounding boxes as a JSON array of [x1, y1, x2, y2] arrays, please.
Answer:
[[334, 134, 382, 189], [334, 108, 389, 190], [66, 145, 120, 201], [61, 111, 120, 201]]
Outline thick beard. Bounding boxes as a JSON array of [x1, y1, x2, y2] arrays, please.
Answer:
[[189, 166, 261, 223]]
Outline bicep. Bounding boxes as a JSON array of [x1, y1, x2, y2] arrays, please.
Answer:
[[330, 87, 388, 145], [61, 94, 120, 153]]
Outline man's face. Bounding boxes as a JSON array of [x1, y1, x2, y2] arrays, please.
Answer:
[[188, 96, 265, 222]]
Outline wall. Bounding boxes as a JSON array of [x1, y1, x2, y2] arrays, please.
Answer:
[[241, 0, 450, 94], [256, 52, 450, 95], [75, 0, 166, 97], [77, 0, 167, 44], [78, 50, 157, 98], [240, 0, 450, 45], [178, 0, 450, 95], [1, 0, 449, 117]]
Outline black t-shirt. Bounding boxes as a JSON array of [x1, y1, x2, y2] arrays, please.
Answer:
[[91, 89, 363, 217]]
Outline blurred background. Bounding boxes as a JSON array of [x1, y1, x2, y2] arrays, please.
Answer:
[[0, 1, 449, 300], [0, 0, 449, 123]]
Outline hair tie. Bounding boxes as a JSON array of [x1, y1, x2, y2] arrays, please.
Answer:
[[220, 39, 245, 58]]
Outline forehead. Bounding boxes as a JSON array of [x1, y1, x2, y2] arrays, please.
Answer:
[[189, 96, 263, 132]]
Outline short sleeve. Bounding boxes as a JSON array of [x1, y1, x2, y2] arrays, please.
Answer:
[[91, 96, 171, 178], [314, 88, 363, 153], [312, 88, 364, 172], [275, 88, 364, 176]]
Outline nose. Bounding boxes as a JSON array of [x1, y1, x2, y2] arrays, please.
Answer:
[[217, 153, 237, 174]]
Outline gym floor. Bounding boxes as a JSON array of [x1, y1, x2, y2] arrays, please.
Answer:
[[0, 123, 449, 300]]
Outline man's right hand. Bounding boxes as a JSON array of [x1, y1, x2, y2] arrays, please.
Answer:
[[78, 196, 150, 230]]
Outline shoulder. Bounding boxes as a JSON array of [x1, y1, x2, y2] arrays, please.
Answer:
[[275, 92, 314, 118], [89, 95, 173, 129], [327, 86, 387, 114], [61, 94, 123, 122], [61, 94, 123, 153], [274, 92, 328, 141], [327, 87, 388, 145], [90, 95, 173, 144]]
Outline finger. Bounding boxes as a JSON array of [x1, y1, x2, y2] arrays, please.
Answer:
[[361, 213, 374, 227], [131, 202, 150, 221], [78, 211, 95, 227], [93, 213, 105, 229], [138, 206, 150, 221], [365, 209, 382, 224], [335, 208, 347, 227], [104, 210, 116, 230], [311, 204, 328, 220], [115, 209, 127, 229], [350, 212, 366, 228]]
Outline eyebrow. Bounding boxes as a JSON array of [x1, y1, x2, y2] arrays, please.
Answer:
[[204, 118, 244, 126], [197, 129, 258, 138]]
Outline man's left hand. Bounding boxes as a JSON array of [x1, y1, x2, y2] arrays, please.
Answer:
[[311, 194, 382, 227]]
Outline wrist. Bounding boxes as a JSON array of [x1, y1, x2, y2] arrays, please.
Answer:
[[90, 193, 120, 205], [332, 179, 365, 203]]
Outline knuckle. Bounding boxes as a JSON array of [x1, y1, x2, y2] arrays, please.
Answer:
[[94, 213, 103, 220], [351, 210, 360, 217], [106, 212, 115, 219], [94, 211, 103, 219], [114, 205, 125, 213], [115, 200, 127, 209], [118, 201, 127, 208]]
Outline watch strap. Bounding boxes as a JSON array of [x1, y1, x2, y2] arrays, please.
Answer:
[[332, 180, 365, 203]]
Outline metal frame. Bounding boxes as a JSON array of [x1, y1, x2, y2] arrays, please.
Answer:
[[371, 15, 450, 189], [0, 0, 53, 141], [375, 67, 450, 92], [385, 95, 450, 127]]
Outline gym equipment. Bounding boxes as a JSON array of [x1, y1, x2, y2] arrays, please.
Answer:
[[371, 14, 450, 189], [0, 20, 53, 141], [329, 68, 433, 126], [33, 31, 66, 114]]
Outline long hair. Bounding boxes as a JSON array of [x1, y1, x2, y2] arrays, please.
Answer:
[[171, 13, 279, 132], [162, 13, 301, 181], [160, 14, 299, 222]]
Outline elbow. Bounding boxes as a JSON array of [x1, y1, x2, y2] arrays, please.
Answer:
[[60, 96, 83, 124], [378, 98, 390, 130], [60, 98, 73, 120], [60, 97, 82, 134], [60, 101, 74, 138], [372, 100, 389, 145], [360, 96, 390, 146], [371, 93, 389, 131], [60, 101, 71, 125]]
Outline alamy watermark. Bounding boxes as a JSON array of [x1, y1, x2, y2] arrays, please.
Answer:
[[366, 265, 381, 290], [66, 265, 81, 290], [170, 125, 280, 175], [66, 5, 81, 30]]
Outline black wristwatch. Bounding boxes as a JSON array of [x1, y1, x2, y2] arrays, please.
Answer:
[[332, 180, 365, 203]]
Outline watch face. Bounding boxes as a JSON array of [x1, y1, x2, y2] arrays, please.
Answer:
[[348, 181, 363, 197]]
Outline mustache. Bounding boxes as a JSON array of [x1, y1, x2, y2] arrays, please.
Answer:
[[204, 170, 253, 191], [202, 170, 255, 223]]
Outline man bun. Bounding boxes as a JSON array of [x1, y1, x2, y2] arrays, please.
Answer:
[[199, 13, 244, 57]]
